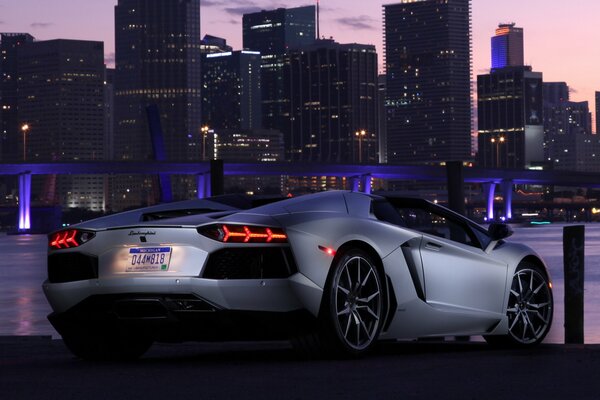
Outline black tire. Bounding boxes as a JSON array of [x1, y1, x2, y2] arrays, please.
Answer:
[[62, 329, 153, 361], [484, 261, 553, 347], [292, 248, 385, 358]]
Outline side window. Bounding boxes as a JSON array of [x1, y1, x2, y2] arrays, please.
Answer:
[[396, 207, 477, 247]]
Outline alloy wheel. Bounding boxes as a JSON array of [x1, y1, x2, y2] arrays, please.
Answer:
[[507, 268, 553, 344], [333, 255, 383, 351]]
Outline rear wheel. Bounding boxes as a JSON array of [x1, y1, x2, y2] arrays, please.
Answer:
[[62, 329, 153, 361], [292, 248, 385, 357], [485, 262, 553, 347]]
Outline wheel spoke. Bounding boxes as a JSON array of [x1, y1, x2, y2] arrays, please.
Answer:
[[521, 313, 529, 340], [359, 318, 372, 340], [356, 258, 361, 288], [338, 285, 350, 295], [532, 282, 545, 295], [355, 316, 361, 345], [344, 314, 352, 338], [529, 270, 534, 291], [345, 267, 352, 289], [517, 273, 524, 295], [358, 290, 380, 303], [531, 310, 548, 325], [527, 301, 549, 310], [361, 268, 372, 287], [509, 314, 520, 331], [523, 312, 537, 338], [337, 307, 351, 316], [507, 307, 518, 313], [357, 305, 380, 320]]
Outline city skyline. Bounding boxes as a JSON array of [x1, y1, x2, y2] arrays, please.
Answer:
[[1, 0, 599, 110]]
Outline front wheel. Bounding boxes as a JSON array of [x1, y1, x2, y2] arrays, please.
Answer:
[[485, 262, 553, 347], [292, 249, 385, 357]]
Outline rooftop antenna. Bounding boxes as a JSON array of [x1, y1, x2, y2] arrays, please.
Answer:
[[316, 0, 320, 39]]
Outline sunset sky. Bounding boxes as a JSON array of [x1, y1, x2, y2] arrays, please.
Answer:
[[1, 0, 599, 108]]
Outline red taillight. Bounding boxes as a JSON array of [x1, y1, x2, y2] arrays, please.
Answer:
[[49, 229, 95, 249], [199, 224, 287, 243]]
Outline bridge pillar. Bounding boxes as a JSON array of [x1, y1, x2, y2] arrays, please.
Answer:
[[351, 176, 360, 192], [210, 159, 224, 197], [501, 180, 513, 220], [446, 161, 465, 216], [18, 172, 31, 231], [483, 182, 496, 221], [361, 175, 372, 194], [196, 172, 211, 199]]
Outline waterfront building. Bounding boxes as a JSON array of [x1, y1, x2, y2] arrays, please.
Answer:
[[285, 39, 378, 163], [0, 33, 34, 163], [543, 82, 591, 137], [384, 0, 473, 165], [17, 39, 106, 210], [595, 91, 600, 134], [201, 35, 232, 54], [491, 23, 524, 70], [242, 6, 316, 139], [543, 82, 596, 172], [213, 128, 284, 195], [478, 22, 543, 169], [378, 74, 387, 164], [201, 50, 261, 132], [113, 0, 202, 209]]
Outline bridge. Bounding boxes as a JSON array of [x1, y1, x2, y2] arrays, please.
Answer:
[[3, 160, 600, 230]]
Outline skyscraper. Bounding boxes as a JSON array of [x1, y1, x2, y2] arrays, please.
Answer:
[[544, 82, 595, 172], [0, 33, 34, 162], [201, 50, 261, 131], [478, 23, 543, 169], [491, 23, 524, 70], [596, 91, 600, 134], [114, 0, 202, 208], [242, 6, 316, 138], [286, 39, 378, 163], [384, 0, 473, 165], [17, 39, 106, 210], [543, 82, 591, 137]]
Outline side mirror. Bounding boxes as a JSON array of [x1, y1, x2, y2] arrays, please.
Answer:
[[488, 223, 513, 241]]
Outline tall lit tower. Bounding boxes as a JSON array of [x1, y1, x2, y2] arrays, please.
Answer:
[[478, 23, 543, 169], [384, 0, 473, 165], [242, 6, 315, 149], [17, 39, 106, 210], [0, 33, 34, 162], [114, 0, 202, 209], [491, 23, 524, 70]]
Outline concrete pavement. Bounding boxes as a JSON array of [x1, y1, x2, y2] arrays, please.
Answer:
[[1, 336, 599, 399]]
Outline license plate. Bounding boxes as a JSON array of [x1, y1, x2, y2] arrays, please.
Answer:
[[126, 247, 172, 272]]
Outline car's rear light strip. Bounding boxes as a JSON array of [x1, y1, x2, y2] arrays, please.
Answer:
[[199, 224, 287, 243], [49, 229, 95, 249]]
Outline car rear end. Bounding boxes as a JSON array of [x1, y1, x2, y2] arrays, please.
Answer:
[[43, 218, 311, 345]]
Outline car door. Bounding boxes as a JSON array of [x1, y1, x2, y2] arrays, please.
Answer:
[[399, 205, 508, 316]]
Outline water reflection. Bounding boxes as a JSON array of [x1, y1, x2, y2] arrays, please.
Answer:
[[1, 224, 599, 343]]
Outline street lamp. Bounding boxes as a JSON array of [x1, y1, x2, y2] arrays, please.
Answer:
[[490, 136, 505, 168], [355, 129, 367, 163], [200, 125, 209, 161], [21, 123, 30, 162]]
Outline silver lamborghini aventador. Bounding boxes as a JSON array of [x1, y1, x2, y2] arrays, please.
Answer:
[[43, 191, 553, 360]]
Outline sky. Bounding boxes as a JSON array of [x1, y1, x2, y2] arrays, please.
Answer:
[[1, 0, 600, 108]]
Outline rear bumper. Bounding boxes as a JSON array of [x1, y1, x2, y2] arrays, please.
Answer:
[[43, 275, 304, 314], [48, 293, 316, 342]]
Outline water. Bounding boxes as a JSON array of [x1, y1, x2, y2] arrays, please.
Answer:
[[1, 225, 599, 343]]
